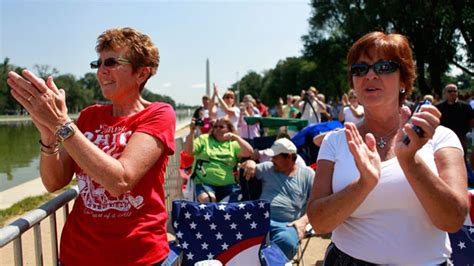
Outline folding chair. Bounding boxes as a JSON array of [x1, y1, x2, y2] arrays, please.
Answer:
[[239, 174, 316, 265], [169, 199, 289, 266], [448, 189, 474, 264]]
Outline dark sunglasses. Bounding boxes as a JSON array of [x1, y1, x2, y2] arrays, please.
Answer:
[[447, 90, 458, 93], [213, 125, 227, 129], [223, 95, 234, 99], [90, 57, 130, 69], [350, 60, 400, 76]]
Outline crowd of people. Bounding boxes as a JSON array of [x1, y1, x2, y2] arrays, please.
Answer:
[[7, 26, 473, 265]]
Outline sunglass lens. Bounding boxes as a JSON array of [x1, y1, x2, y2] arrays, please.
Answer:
[[374, 61, 398, 74], [103, 58, 119, 67], [90, 60, 100, 69], [351, 64, 369, 76]]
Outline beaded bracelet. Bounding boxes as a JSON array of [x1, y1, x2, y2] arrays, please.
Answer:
[[39, 139, 59, 149]]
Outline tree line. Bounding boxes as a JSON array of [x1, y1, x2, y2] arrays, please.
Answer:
[[0, 58, 177, 115], [233, 0, 473, 106]]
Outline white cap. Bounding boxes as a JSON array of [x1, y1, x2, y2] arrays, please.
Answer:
[[194, 260, 223, 266], [263, 138, 297, 157]]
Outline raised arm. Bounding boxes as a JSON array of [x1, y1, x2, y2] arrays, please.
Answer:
[[214, 84, 236, 117], [209, 85, 218, 119], [8, 70, 172, 196], [349, 104, 364, 118], [395, 105, 468, 232], [223, 132, 253, 158], [183, 120, 197, 155]]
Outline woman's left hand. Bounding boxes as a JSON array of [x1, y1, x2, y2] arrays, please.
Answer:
[[345, 122, 381, 188], [7, 70, 70, 132], [395, 105, 441, 160], [223, 132, 238, 141]]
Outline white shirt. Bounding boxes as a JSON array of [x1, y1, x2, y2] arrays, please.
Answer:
[[299, 100, 321, 125], [318, 126, 462, 265], [216, 106, 240, 131], [342, 105, 364, 124]]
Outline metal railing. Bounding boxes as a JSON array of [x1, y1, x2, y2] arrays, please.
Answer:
[[0, 137, 185, 265]]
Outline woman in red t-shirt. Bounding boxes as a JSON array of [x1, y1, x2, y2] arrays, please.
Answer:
[[7, 27, 175, 266]]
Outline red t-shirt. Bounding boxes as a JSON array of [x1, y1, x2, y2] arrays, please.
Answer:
[[60, 102, 175, 266]]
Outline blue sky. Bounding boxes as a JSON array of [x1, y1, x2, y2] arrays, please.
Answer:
[[1, 0, 311, 105]]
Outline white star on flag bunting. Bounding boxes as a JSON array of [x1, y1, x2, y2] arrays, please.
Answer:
[[447, 189, 474, 264], [172, 200, 270, 266]]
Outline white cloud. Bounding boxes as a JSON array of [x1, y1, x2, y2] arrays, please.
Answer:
[[191, 83, 206, 89], [162, 82, 172, 88]]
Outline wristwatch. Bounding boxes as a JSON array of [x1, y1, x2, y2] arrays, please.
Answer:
[[55, 121, 76, 142]]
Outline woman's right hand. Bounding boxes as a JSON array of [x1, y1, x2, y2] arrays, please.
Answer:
[[213, 83, 219, 97], [341, 93, 349, 106], [190, 118, 197, 131], [345, 123, 381, 188]]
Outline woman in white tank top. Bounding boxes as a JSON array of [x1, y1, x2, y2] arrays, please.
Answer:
[[307, 32, 468, 265]]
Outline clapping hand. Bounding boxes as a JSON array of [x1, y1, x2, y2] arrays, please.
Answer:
[[345, 122, 381, 188], [7, 70, 69, 142], [395, 105, 440, 160]]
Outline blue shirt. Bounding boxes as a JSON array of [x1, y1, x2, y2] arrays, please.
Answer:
[[256, 161, 314, 222]]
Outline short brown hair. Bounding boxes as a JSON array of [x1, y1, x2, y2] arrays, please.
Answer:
[[347, 31, 416, 105], [210, 118, 236, 139], [95, 27, 159, 91]]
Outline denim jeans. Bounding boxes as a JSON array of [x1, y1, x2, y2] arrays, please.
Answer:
[[269, 220, 299, 260], [195, 183, 240, 202]]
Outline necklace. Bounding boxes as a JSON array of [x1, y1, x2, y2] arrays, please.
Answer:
[[363, 122, 400, 149]]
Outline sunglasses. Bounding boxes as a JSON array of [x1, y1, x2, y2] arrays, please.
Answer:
[[350, 60, 400, 76], [213, 125, 227, 129], [447, 90, 458, 93], [90, 57, 130, 69], [223, 95, 234, 99]]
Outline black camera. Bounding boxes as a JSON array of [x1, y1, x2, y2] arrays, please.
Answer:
[[303, 92, 310, 101], [195, 118, 205, 127]]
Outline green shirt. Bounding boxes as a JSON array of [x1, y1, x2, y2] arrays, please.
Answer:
[[193, 134, 241, 186]]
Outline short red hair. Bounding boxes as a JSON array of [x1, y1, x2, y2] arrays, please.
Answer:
[[347, 32, 416, 105]]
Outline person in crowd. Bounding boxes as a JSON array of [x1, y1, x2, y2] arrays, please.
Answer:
[[338, 89, 364, 124], [435, 83, 474, 154], [210, 84, 240, 130], [241, 138, 314, 260], [423, 94, 434, 103], [7, 27, 175, 265], [281, 94, 294, 118], [286, 96, 302, 137], [317, 93, 333, 122], [250, 132, 306, 167], [307, 31, 468, 265], [256, 97, 269, 117], [288, 96, 301, 119], [192, 95, 211, 135], [469, 91, 474, 109], [238, 94, 261, 139], [183, 117, 253, 203], [298, 86, 326, 125]]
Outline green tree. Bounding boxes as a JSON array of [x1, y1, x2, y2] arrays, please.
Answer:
[[0, 59, 23, 114], [79, 72, 105, 103], [54, 74, 92, 113], [231, 71, 263, 101], [302, 0, 473, 97], [142, 89, 176, 108]]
